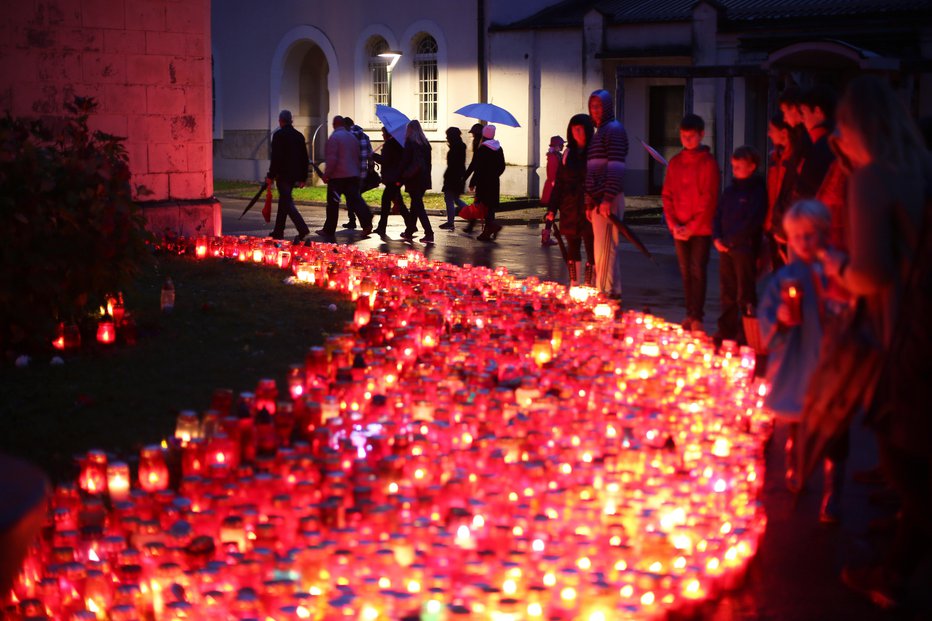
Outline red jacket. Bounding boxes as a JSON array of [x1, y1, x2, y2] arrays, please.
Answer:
[[662, 146, 720, 237]]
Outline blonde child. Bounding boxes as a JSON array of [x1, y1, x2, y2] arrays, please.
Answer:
[[758, 199, 844, 523]]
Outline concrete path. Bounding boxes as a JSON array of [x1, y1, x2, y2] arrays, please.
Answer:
[[220, 195, 923, 621]]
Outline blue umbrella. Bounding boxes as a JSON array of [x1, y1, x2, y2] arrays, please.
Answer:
[[638, 137, 668, 166], [375, 104, 410, 145], [454, 102, 520, 128]]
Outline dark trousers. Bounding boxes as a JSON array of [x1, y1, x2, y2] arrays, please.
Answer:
[[344, 179, 373, 226], [717, 248, 757, 341], [878, 433, 932, 579], [271, 180, 309, 238], [565, 222, 595, 263], [477, 187, 500, 226], [674, 235, 712, 321], [405, 189, 433, 236], [323, 177, 371, 234], [376, 184, 410, 231]]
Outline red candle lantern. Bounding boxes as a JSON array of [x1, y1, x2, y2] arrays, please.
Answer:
[[79, 450, 108, 495], [106, 461, 131, 502], [174, 410, 200, 445], [138, 445, 170, 492], [195, 236, 209, 259], [354, 298, 372, 327], [53, 321, 81, 350], [96, 316, 116, 345]]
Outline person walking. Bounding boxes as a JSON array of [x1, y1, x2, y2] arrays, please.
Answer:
[[462, 123, 484, 233], [266, 109, 311, 242], [371, 127, 410, 236], [584, 89, 628, 298], [318, 115, 373, 239], [397, 120, 434, 244], [440, 127, 467, 231], [662, 113, 720, 330], [471, 125, 506, 242], [546, 115, 594, 285], [341, 117, 374, 230]]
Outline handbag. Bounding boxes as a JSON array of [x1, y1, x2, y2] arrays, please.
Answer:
[[791, 300, 883, 490], [361, 160, 381, 192], [458, 201, 487, 220]]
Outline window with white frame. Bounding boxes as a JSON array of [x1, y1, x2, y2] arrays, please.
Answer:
[[367, 37, 389, 124], [414, 35, 438, 129]]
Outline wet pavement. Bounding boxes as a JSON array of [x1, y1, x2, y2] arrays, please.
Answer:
[[220, 196, 926, 620]]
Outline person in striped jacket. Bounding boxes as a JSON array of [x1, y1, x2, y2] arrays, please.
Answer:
[[584, 89, 629, 298]]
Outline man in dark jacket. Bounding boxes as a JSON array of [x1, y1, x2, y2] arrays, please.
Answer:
[[267, 110, 311, 242], [372, 127, 410, 235]]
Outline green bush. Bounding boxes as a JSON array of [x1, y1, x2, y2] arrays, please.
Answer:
[[0, 96, 153, 353]]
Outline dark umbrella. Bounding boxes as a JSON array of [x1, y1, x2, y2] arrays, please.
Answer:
[[239, 180, 269, 219], [608, 214, 656, 265], [549, 220, 571, 272]]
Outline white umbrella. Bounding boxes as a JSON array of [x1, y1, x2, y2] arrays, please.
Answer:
[[454, 102, 520, 128], [375, 104, 410, 145]]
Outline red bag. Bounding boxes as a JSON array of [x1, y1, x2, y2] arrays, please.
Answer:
[[458, 201, 487, 220], [261, 184, 273, 223]]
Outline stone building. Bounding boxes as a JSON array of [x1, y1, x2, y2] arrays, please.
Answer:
[[0, 0, 219, 234]]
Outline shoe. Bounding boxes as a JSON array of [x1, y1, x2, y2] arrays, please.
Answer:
[[541, 230, 558, 246], [293, 233, 308, 243], [841, 565, 903, 609], [399, 230, 414, 240], [315, 228, 335, 238], [374, 227, 387, 236], [439, 222, 455, 230], [584, 263, 595, 287], [341, 222, 356, 230], [464, 221, 477, 234], [477, 223, 502, 241], [681, 317, 693, 330], [361, 225, 373, 236], [420, 235, 435, 244], [269, 232, 285, 240]]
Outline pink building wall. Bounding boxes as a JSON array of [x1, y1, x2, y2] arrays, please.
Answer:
[[0, 0, 220, 235]]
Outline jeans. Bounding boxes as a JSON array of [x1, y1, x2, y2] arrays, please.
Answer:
[[322, 177, 371, 235], [674, 235, 712, 321], [590, 194, 625, 295], [271, 179, 309, 238], [444, 191, 466, 224]]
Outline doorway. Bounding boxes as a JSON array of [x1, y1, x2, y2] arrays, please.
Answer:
[[648, 85, 685, 194]]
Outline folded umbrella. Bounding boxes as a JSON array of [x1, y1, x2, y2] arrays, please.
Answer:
[[261, 183, 273, 223], [608, 213, 656, 265], [638, 138, 668, 167], [454, 102, 520, 128], [239, 180, 269, 219], [375, 104, 410, 146]]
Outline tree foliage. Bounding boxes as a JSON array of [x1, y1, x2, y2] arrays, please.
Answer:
[[0, 96, 153, 352]]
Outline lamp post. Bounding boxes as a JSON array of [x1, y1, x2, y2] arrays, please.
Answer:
[[378, 51, 402, 107]]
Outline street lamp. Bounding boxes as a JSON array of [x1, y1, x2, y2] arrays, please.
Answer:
[[378, 51, 402, 107]]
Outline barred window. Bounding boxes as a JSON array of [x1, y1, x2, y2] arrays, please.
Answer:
[[414, 35, 438, 129], [367, 37, 389, 124]]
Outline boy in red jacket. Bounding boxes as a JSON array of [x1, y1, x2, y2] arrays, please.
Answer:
[[662, 114, 721, 331]]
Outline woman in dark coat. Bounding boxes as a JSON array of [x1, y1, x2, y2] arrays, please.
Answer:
[[471, 124, 506, 242], [397, 120, 434, 243], [545, 114, 595, 284], [372, 127, 410, 236], [440, 127, 467, 230]]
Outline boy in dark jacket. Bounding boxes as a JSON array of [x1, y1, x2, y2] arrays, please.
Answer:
[[713, 145, 767, 343]]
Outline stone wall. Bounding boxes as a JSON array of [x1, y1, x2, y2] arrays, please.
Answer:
[[0, 0, 220, 235]]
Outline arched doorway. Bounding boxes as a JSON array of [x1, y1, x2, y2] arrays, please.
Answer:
[[271, 26, 341, 167], [281, 42, 329, 164]]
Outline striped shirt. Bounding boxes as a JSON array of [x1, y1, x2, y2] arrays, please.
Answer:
[[586, 114, 629, 204]]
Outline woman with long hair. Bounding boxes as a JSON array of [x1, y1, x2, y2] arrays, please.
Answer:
[[397, 120, 434, 243], [545, 114, 595, 284], [820, 75, 932, 610]]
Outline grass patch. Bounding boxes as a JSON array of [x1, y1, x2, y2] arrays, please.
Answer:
[[214, 179, 535, 211], [0, 253, 352, 482]]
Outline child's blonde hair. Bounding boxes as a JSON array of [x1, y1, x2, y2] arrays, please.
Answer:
[[783, 199, 831, 236]]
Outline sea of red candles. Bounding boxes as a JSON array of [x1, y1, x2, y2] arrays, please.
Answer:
[[6, 236, 772, 620]]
